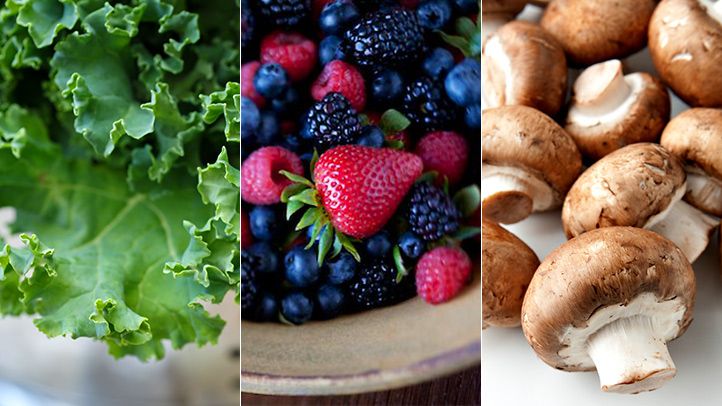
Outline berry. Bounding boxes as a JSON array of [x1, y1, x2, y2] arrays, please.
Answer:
[[357, 125, 385, 147], [255, 111, 280, 146], [422, 48, 455, 80], [249, 205, 281, 241], [284, 246, 321, 287], [253, 292, 279, 322], [257, 0, 311, 27], [270, 87, 301, 118], [281, 132, 306, 153], [399, 231, 425, 260], [453, 0, 479, 14], [241, 260, 258, 313], [305, 223, 328, 245], [242, 62, 266, 107], [326, 252, 357, 285], [319, 36, 346, 66], [312, 60, 366, 111], [246, 242, 280, 274], [416, 246, 471, 304], [319, 0, 360, 35], [445, 58, 481, 107], [417, 0, 452, 30], [261, 31, 317, 82], [370, 69, 404, 106], [314, 145, 424, 239], [465, 104, 480, 129], [316, 284, 346, 318], [414, 131, 468, 184], [342, 8, 424, 68], [406, 182, 461, 241], [305, 92, 362, 151], [241, 97, 260, 143], [365, 230, 392, 258], [402, 76, 457, 132], [348, 259, 414, 309], [241, 208, 253, 248], [241, 146, 304, 205], [281, 292, 314, 324], [241, 0, 255, 51], [253, 63, 290, 99]]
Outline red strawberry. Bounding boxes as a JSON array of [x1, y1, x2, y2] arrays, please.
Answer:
[[416, 246, 472, 304], [242, 62, 266, 108], [314, 145, 423, 238], [241, 208, 252, 248], [311, 60, 366, 111], [242, 146, 304, 205], [415, 131, 468, 184], [261, 31, 317, 82]]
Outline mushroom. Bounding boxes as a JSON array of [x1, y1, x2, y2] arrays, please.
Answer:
[[482, 0, 528, 47], [565, 59, 671, 160], [540, 0, 657, 66], [482, 105, 582, 224], [482, 220, 539, 328], [482, 21, 567, 116], [648, 0, 722, 107], [562, 143, 718, 262], [660, 108, 722, 216], [522, 227, 695, 394]]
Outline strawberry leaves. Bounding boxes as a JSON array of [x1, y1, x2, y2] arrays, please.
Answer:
[[438, 14, 482, 59]]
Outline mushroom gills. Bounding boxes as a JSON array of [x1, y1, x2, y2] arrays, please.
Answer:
[[685, 166, 722, 215], [699, 0, 722, 25], [481, 164, 554, 223], [482, 35, 513, 108]]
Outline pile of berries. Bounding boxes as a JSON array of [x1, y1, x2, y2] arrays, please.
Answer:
[[241, 0, 481, 325]]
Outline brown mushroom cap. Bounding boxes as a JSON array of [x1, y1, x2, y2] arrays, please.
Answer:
[[521, 226, 695, 371], [482, 21, 568, 116], [482, 220, 539, 328], [540, 0, 657, 66], [562, 143, 686, 238], [649, 0, 722, 107]]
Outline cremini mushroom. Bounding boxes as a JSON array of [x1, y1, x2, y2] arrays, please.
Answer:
[[482, 21, 567, 116], [565, 59, 670, 160], [482, 105, 582, 224], [482, 220, 539, 328], [482, 0, 528, 46], [648, 0, 722, 107], [661, 108, 722, 216], [562, 143, 718, 262], [540, 0, 657, 66], [522, 227, 695, 394]]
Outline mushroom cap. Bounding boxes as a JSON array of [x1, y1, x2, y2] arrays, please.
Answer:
[[521, 226, 695, 371], [649, 0, 722, 107], [482, 0, 528, 14], [482, 20, 568, 116], [562, 143, 686, 238], [482, 220, 539, 328], [540, 0, 657, 66], [482, 105, 582, 204]]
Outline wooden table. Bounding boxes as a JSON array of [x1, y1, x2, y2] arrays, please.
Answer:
[[241, 365, 480, 405]]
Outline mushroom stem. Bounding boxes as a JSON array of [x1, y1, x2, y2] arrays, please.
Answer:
[[646, 199, 718, 263], [587, 315, 676, 394], [481, 164, 554, 224], [481, 34, 511, 109], [700, 0, 722, 25], [685, 167, 722, 214], [571, 60, 632, 117]]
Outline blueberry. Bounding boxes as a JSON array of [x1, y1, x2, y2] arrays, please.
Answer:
[[281, 133, 305, 153], [453, 0, 479, 14], [319, 36, 345, 66], [247, 242, 279, 274], [445, 58, 481, 107], [300, 151, 314, 170], [253, 292, 278, 322], [365, 230, 392, 258], [465, 103, 480, 129], [316, 284, 345, 319], [241, 97, 260, 142], [422, 48, 455, 80], [417, 0, 453, 30], [270, 87, 300, 118], [370, 69, 403, 105], [255, 111, 280, 146], [284, 246, 321, 287], [319, 0, 360, 35], [326, 252, 357, 285], [281, 292, 314, 324], [249, 206, 280, 241], [357, 125, 385, 147], [253, 63, 289, 99], [399, 231, 425, 260]]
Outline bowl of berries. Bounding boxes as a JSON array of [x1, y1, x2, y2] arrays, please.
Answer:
[[240, 0, 481, 394]]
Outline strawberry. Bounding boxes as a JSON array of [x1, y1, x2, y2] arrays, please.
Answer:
[[311, 60, 366, 111], [242, 146, 304, 205], [261, 31, 317, 82], [416, 246, 471, 304], [241, 208, 253, 248], [242, 61, 266, 108], [415, 131, 468, 184]]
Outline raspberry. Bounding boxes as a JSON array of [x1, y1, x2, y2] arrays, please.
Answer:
[[416, 246, 471, 304], [261, 31, 317, 82], [241, 146, 304, 205], [415, 131, 468, 184], [242, 62, 266, 108], [311, 60, 366, 111], [241, 208, 253, 248]]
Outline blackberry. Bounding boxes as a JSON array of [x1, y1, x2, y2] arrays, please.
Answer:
[[305, 92, 361, 151], [342, 8, 424, 68], [406, 182, 461, 242], [402, 76, 457, 132], [348, 259, 415, 310], [241, 252, 259, 315], [241, 0, 255, 50], [256, 0, 310, 27]]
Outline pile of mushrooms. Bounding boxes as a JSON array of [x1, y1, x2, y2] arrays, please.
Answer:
[[482, 0, 722, 395]]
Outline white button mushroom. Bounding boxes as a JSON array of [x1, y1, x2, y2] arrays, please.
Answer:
[[483, 105, 582, 224], [482, 220, 539, 328], [661, 108, 722, 216], [562, 143, 718, 263], [522, 227, 695, 394], [649, 0, 722, 107], [482, 0, 528, 47], [565, 60, 671, 160], [482, 21, 568, 117]]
